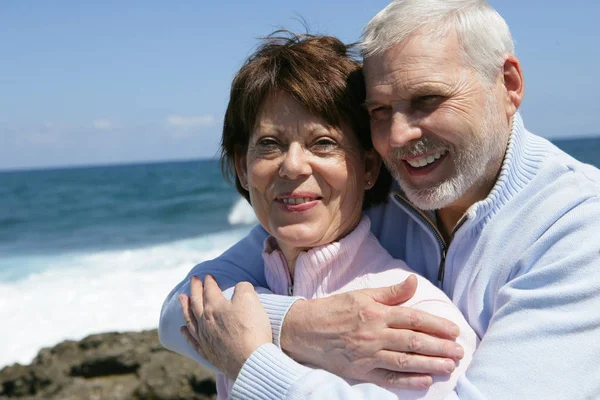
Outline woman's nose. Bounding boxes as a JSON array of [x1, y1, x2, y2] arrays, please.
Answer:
[[279, 142, 312, 179]]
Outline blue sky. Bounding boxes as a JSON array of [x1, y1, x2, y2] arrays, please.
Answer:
[[1, 0, 599, 170]]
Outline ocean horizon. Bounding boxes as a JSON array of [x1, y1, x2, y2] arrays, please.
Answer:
[[2, 135, 600, 174], [1, 135, 599, 368]]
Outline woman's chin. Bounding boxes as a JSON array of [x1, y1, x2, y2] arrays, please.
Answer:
[[272, 225, 329, 249]]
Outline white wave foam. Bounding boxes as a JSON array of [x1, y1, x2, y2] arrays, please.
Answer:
[[0, 227, 252, 368], [228, 197, 258, 225]]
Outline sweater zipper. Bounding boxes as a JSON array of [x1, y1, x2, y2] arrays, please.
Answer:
[[392, 192, 467, 289], [438, 217, 468, 287], [278, 252, 294, 296]]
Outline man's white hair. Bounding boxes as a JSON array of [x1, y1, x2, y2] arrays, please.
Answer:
[[360, 0, 515, 83]]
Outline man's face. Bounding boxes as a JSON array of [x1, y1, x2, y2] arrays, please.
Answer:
[[363, 31, 510, 211]]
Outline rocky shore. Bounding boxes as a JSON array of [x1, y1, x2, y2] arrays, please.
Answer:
[[0, 330, 217, 400]]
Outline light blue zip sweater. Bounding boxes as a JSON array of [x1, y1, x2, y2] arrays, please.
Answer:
[[159, 114, 600, 399]]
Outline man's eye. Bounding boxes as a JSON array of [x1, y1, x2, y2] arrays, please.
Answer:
[[413, 95, 444, 109], [369, 106, 392, 121]]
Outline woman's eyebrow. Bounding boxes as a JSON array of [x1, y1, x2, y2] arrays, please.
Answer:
[[254, 123, 282, 133]]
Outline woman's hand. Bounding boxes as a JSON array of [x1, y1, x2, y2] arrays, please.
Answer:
[[280, 275, 464, 389], [178, 275, 272, 381]]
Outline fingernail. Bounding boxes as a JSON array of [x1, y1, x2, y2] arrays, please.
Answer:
[[449, 325, 460, 338], [442, 359, 456, 373], [454, 345, 464, 359], [413, 376, 433, 389]]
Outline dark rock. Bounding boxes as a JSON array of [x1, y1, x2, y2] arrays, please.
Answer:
[[136, 351, 217, 400], [0, 330, 217, 400]]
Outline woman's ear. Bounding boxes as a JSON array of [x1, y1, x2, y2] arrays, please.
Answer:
[[364, 149, 382, 190], [234, 147, 248, 190]]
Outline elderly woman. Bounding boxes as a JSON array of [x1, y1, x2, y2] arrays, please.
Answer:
[[179, 32, 477, 399]]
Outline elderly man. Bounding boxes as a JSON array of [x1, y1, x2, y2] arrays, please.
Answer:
[[159, 0, 600, 398]]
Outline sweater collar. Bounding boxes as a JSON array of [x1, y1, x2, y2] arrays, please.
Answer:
[[262, 216, 372, 298], [392, 113, 549, 231], [466, 112, 549, 227]]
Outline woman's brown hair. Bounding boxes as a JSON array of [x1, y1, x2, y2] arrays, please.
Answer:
[[220, 31, 391, 208]]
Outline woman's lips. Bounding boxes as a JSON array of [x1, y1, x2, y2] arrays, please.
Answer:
[[275, 193, 321, 212]]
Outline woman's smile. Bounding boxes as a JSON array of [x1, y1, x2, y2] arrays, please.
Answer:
[[275, 193, 322, 212], [236, 90, 377, 252]]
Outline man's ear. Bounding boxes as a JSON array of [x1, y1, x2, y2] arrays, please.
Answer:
[[364, 149, 382, 190], [234, 147, 248, 190], [501, 55, 525, 118]]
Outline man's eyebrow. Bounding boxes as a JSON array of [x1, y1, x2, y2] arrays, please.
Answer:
[[409, 83, 452, 96], [362, 84, 451, 109], [362, 99, 381, 109]]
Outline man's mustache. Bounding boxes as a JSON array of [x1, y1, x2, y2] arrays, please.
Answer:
[[388, 136, 450, 159]]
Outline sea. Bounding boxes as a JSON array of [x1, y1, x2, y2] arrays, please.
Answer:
[[1, 137, 599, 368]]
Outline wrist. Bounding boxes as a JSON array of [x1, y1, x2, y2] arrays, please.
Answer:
[[280, 299, 313, 357], [231, 344, 313, 400], [228, 341, 268, 382], [258, 293, 303, 349]]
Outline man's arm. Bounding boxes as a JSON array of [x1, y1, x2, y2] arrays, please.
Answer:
[[180, 275, 474, 399], [231, 300, 476, 400], [162, 238, 461, 381], [232, 344, 421, 400], [231, 198, 600, 399], [449, 196, 600, 399], [161, 205, 463, 384], [279, 286, 465, 386]]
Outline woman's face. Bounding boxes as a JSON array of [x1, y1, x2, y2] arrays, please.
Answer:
[[235, 91, 380, 253]]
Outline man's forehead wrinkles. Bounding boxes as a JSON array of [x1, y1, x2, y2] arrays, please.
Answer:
[[368, 72, 452, 98], [369, 59, 448, 82]]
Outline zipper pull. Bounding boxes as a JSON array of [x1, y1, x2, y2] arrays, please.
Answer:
[[438, 248, 447, 288], [287, 285, 293, 296]]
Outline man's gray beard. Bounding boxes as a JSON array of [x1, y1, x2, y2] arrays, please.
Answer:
[[384, 99, 507, 210]]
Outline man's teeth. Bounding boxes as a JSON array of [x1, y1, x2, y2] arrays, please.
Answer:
[[282, 197, 313, 205], [406, 150, 447, 168]]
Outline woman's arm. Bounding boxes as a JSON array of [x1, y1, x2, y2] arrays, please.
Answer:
[[180, 275, 475, 399], [160, 226, 463, 385], [180, 275, 471, 398], [230, 300, 476, 400], [158, 224, 300, 368]]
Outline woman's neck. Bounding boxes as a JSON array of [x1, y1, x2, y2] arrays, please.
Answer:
[[275, 217, 362, 282], [276, 245, 302, 282]]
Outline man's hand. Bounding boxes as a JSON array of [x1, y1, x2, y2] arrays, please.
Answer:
[[281, 275, 464, 389], [178, 275, 272, 381]]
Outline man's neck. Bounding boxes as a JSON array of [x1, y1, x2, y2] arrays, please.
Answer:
[[437, 177, 498, 240], [436, 206, 468, 242]]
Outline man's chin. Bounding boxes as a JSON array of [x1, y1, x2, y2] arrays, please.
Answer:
[[400, 183, 462, 211]]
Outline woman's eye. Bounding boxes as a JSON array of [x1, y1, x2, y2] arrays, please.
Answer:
[[257, 138, 278, 147], [313, 138, 337, 149]]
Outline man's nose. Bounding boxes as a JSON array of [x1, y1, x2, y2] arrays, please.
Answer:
[[388, 111, 422, 148], [279, 142, 312, 179]]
